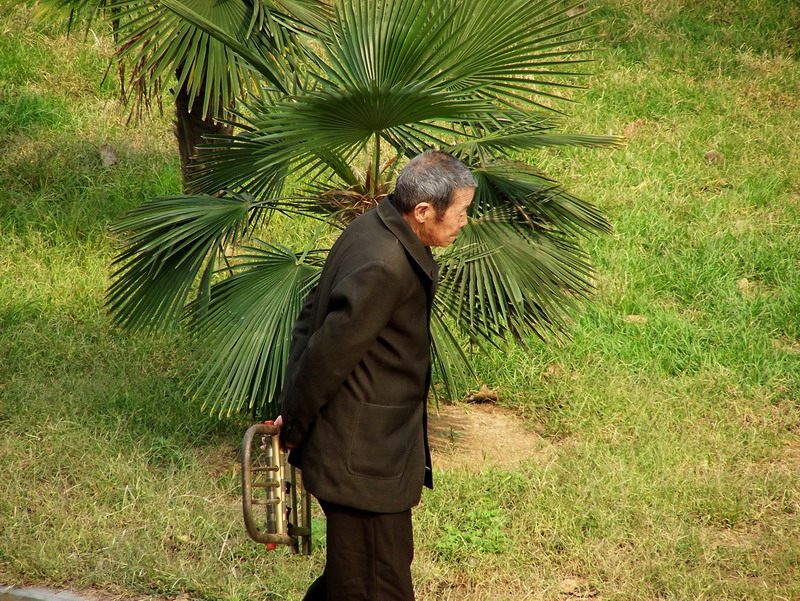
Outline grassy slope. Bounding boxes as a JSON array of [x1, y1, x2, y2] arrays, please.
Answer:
[[1, 1, 799, 599]]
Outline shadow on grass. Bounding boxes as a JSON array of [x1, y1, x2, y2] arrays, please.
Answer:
[[0, 117, 181, 241], [0, 87, 72, 134], [0, 299, 247, 471], [0, 90, 244, 469]]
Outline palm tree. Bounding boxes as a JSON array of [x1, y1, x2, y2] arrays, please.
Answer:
[[108, 0, 622, 418], [42, 0, 328, 189]]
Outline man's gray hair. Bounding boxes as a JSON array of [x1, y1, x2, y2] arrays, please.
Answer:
[[393, 150, 477, 215]]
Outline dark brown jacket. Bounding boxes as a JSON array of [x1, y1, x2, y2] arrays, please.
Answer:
[[279, 198, 437, 513]]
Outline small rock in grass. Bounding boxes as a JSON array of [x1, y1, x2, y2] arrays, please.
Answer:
[[99, 144, 117, 167]]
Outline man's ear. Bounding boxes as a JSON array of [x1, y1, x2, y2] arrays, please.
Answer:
[[413, 201, 433, 223]]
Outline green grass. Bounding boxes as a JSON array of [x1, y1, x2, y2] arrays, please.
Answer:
[[2, 0, 800, 599]]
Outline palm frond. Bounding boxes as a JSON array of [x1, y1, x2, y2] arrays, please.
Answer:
[[188, 83, 495, 195], [450, 113, 623, 164], [107, 193, 253, 331], [311, 0, 596, 112], [112, 0, 284, 117], [470, 161, 611, 237], [187, 242, 322, 418], [430, 307, 477, 403], [436, 216, 595, 344], [266, 0, 332, 34]]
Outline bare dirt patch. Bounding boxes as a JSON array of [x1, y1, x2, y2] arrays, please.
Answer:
[[428, 402, 553, 471]]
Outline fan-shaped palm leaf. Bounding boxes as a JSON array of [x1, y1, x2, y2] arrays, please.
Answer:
[[429, 307, 477, 402], [113, 0, 320, 117], [177, 0, 616, 195], [107, 193, 253, 330], [469, 161, 611, 236], [450, 113, 622, 164], [312, 0, 595, 109], [187, 242, 321, 418], [435, 213, 596, 344], [188, 85, 497, 196]]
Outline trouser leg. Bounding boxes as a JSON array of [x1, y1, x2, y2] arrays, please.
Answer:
[[302, 573, 327, 601], [305, 500, 413, 601]]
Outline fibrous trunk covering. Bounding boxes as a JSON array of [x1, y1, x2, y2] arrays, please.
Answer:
[[174, 83, 232, 194]]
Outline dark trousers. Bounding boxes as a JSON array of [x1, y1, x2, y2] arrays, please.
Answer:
[[302, 500, 414, 601]]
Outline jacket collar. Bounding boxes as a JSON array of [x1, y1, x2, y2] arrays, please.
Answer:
[[377, 196, 439, 282]]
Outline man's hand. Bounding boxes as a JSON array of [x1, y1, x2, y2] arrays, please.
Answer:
[[273, 415, 299, 449]]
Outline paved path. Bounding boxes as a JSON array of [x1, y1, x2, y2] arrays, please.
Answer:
[[1, 587, 87, 601]]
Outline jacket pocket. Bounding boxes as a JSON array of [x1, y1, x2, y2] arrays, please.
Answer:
[[347, 402, 414, 480]]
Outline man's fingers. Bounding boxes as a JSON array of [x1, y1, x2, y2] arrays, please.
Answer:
[[272, 415, 298, 449]]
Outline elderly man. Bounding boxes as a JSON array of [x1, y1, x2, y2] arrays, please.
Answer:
[[277, 150, 476, 601]]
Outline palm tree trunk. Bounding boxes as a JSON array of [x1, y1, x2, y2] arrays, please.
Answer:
[[174, 82, 232, 194]]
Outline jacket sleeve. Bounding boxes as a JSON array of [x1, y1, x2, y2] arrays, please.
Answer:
[[280, 260, 404, 447]]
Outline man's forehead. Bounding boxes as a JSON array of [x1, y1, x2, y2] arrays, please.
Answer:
[[452, 187, 475, 204]]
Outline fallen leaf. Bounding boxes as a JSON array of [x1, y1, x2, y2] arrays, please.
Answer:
[[559, 576, 599, 598], [700, 178, 732, 192], [465, 384, 499, 404], [543, 363, 562, 378], [559, 578, 585, 594], [624, 314, 648, 324]]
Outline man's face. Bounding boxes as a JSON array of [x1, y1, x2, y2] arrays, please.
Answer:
[[417, 187, 475, 247]]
